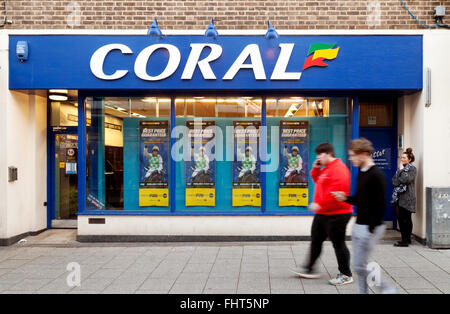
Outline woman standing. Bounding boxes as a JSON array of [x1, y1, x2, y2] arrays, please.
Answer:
[[391, 148, 417, 247]]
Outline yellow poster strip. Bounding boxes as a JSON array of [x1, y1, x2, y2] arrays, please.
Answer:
[[232, 188, 261, 207], [186, 188, 215, 206], [139, 188, 169, 207], [312, 48, 339, 60], [279, 188, 309, 207]]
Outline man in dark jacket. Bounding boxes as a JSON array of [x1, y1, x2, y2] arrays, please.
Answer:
[[333, 138, 396, 294]]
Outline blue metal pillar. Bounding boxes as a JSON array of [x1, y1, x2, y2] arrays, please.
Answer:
[[77, 93, 87, 213], [351, 96, 359, 196], [170, 97, 176, 213], [261, 97, 267, 213]]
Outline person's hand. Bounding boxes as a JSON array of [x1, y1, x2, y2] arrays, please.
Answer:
[[332, 191, 347, 202], [309, 202, 321, 212], [313, 159, 321, 169]]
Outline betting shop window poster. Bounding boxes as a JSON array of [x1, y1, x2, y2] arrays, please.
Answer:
[[185, 120, 216, 206], [138, 120, 170, 207], [279, 121, 309, 207], [232, 121, 261, 207]]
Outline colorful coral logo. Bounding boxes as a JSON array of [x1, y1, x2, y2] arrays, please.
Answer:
[[302, 43, 339, 71]]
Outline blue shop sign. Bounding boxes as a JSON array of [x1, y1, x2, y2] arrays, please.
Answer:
[[9, 35, 422, 91]]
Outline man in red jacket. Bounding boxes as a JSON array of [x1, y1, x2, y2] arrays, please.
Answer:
[[291, 142, 354, 286]]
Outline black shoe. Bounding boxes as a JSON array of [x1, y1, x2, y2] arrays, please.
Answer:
[[394, 241, 409, 247]]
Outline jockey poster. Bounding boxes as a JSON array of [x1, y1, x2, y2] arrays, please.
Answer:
[[138, 120, 169, 207], [185, 120, 216, 206], [232, 120, 261, 207], [279, 120, 309, 206]]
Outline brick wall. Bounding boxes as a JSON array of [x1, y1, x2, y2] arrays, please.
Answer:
[[0, 0, 448, 30]]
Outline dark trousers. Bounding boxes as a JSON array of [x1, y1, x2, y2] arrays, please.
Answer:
[[397, 206, 413, 244], [306, 213, 352, 277]]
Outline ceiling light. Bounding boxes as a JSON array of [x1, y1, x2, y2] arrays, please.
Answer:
[[49, 94, 68, 101], [49, 89, 68, 94], [142, 97, 156, 103]]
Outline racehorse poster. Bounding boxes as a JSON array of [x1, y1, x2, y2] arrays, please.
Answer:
[[279, 120, 309, 207], [185, 120, 216, 206], [138, 120, 170, 207], [232, 120, 261, 207]]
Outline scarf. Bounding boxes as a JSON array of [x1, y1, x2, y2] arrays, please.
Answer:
[[390, 163, 411, 206]]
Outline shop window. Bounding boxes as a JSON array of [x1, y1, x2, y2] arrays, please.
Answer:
[[175, 96, 262, 212], [83, 95, 351, 214], [266, 97, 350, 211], [85, 96, 171, 211], [131, 97, 171, 117], [359, 100, 394, 127], [49, 90, 79, 127], [175, 97, 261, 118], [266, 97, 328, 117]]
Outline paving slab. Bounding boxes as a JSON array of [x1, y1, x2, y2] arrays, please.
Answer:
[[0, 229, 449, 294], [139, 278, 176, 291], [181, 263, 213, 274], [203, 289, 237, 294], [135, 290, 169, 294], [205, 277, 238, 290], [407, 289, 443, 294]]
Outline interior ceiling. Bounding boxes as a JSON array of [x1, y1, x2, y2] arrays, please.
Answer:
[[54, 93, 327, 118]]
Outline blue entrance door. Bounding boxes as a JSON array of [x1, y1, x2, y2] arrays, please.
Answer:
[[48, 126, 79, 228], [359, 127, 397, 226]]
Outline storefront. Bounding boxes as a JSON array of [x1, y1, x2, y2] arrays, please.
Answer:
[[6, 32, 423, 241]]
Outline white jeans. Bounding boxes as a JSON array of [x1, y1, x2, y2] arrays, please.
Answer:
[[284, 168, 299, 178], [145, 168, 158, 179], [352, 223, 395, 294]]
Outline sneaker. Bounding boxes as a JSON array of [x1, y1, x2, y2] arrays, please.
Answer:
[[328, 273, 354, 286], [289, 267, 321, 279]]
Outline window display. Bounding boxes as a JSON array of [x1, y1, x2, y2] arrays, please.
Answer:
[[83, 95, 350, 213]]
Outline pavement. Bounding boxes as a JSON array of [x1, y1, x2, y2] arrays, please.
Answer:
[[0, 229, 449, 294]]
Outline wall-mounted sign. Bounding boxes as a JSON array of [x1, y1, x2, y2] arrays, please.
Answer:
[[368, 116, 377, 125], [372, 148, 392, 170], [9, 35, 422, 91]]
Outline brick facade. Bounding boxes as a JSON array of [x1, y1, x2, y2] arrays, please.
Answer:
[[0, 0, 448, 30]]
